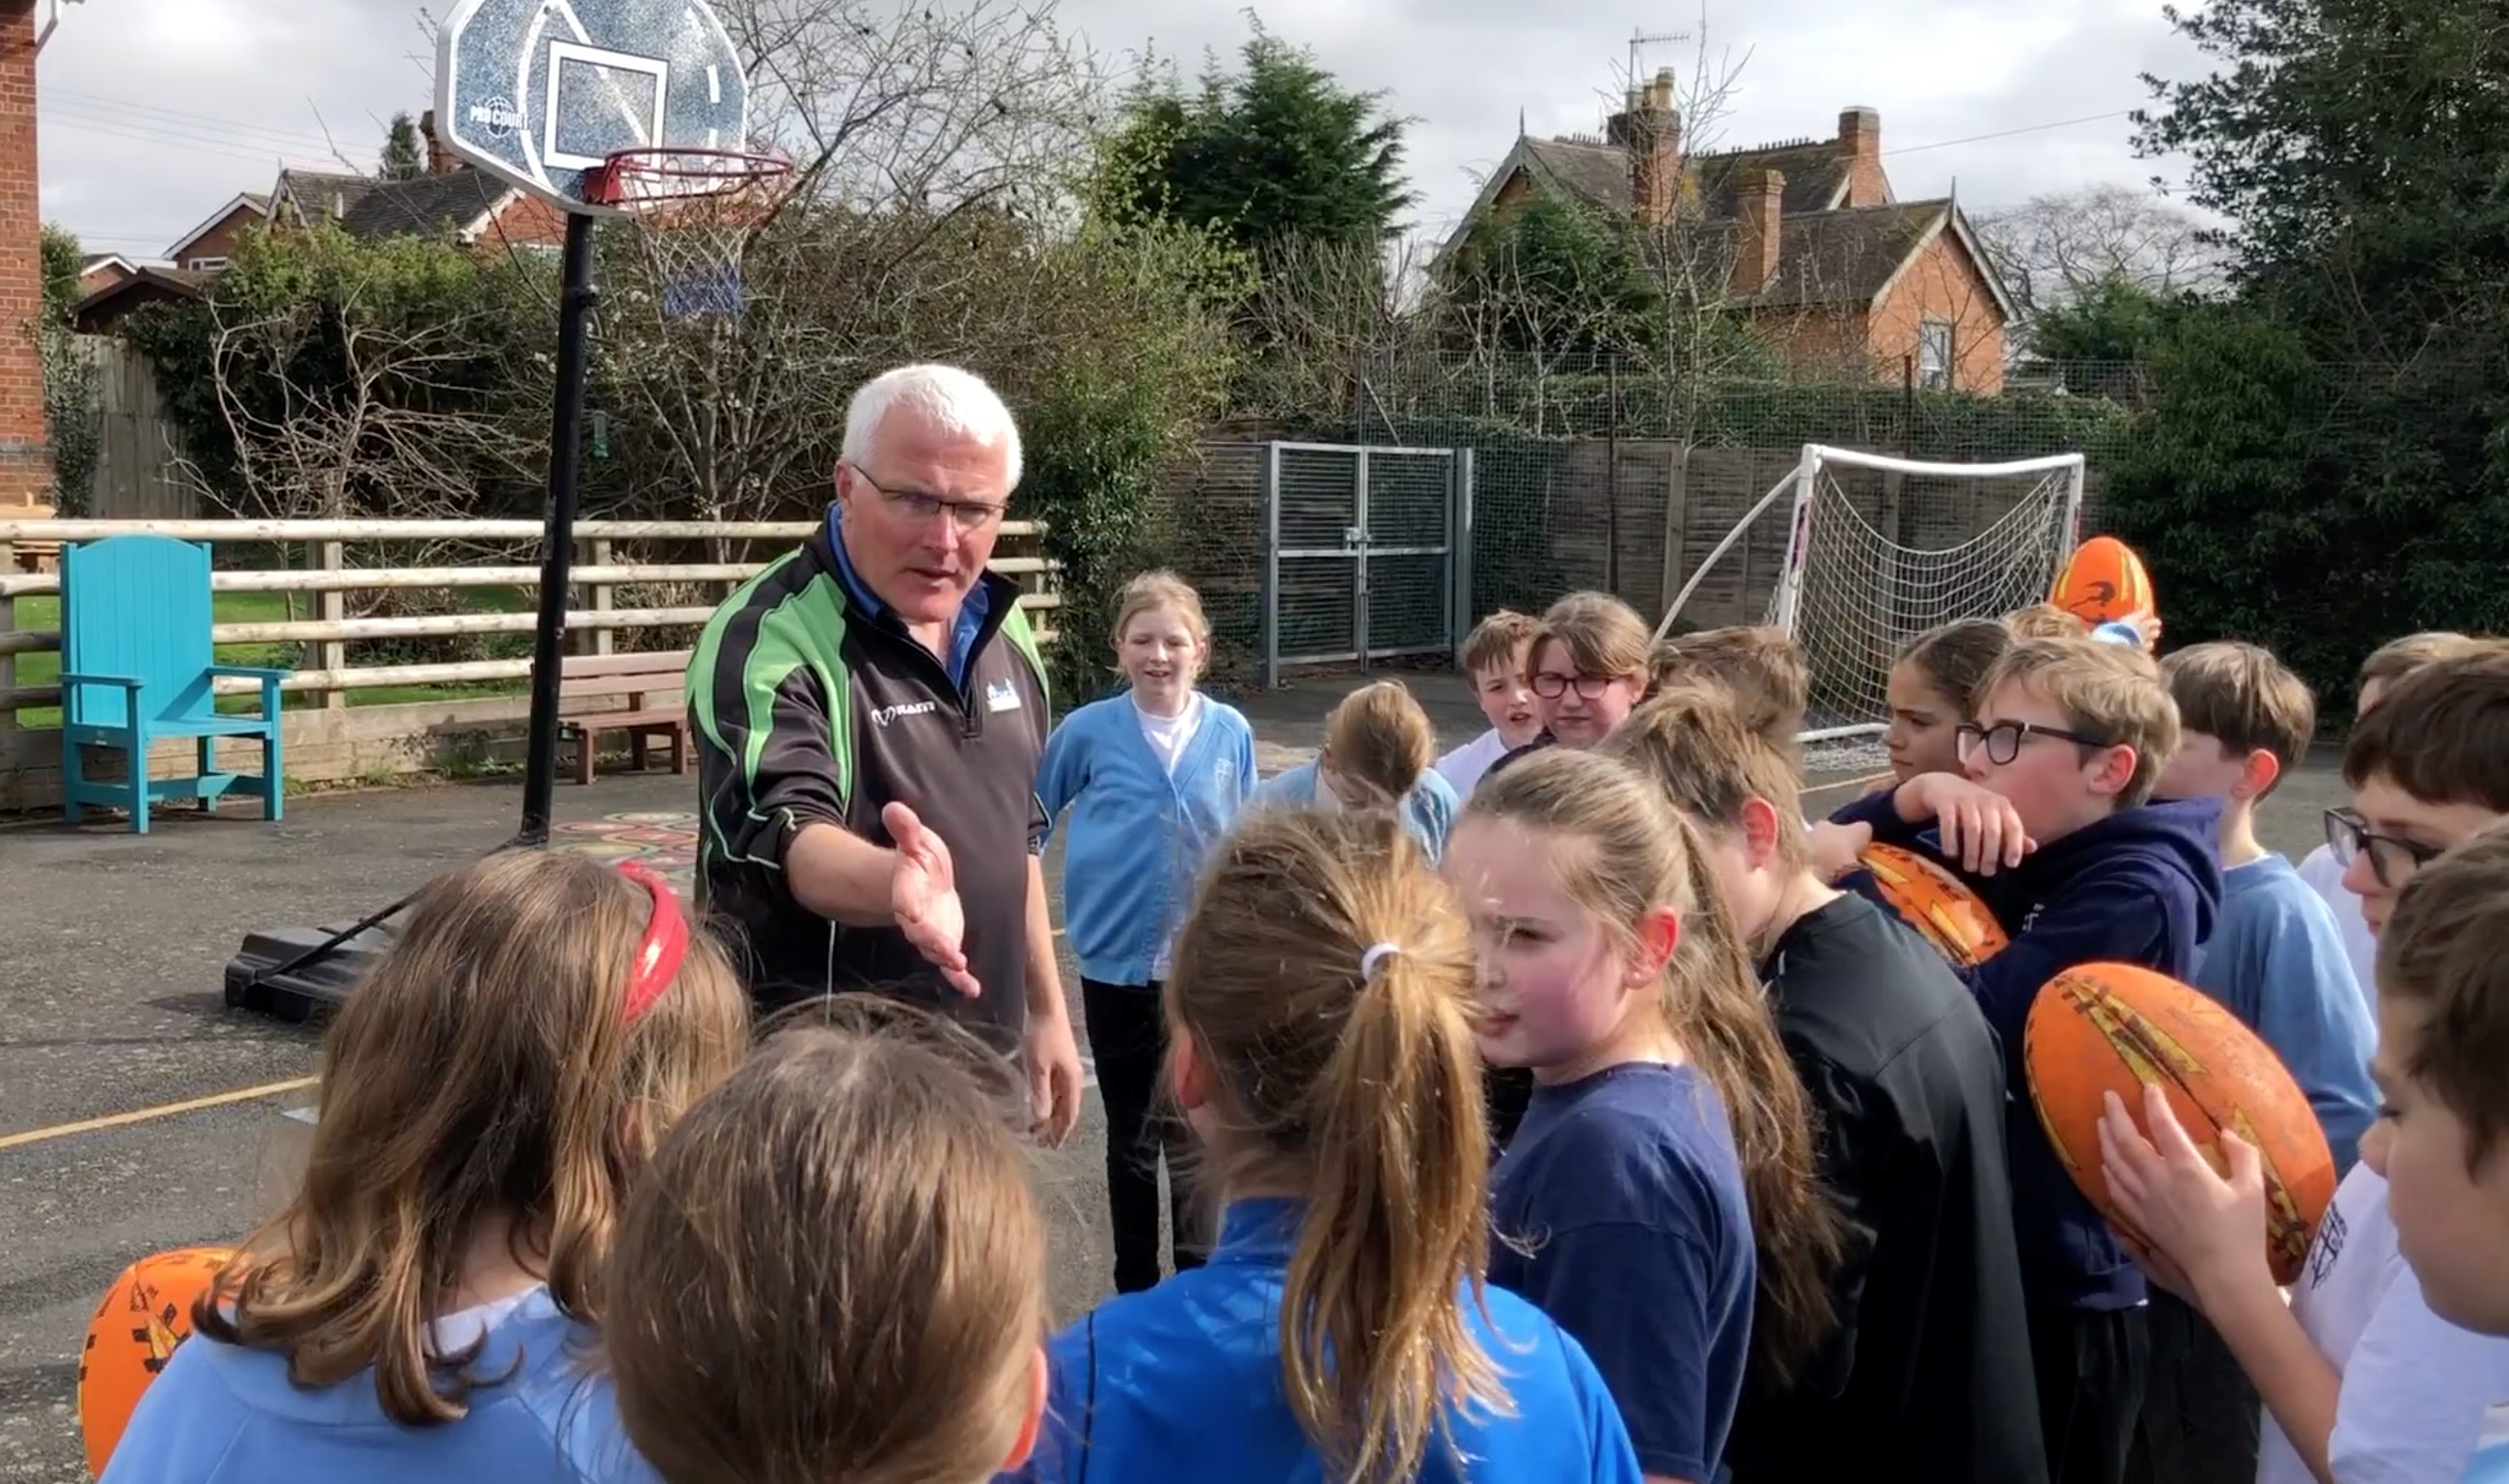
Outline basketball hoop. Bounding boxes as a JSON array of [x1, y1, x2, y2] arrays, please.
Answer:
[[589, 147, 794, 321]]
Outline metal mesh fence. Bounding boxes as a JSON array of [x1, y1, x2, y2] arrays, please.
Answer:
[[1140, 352, 2153, 687]]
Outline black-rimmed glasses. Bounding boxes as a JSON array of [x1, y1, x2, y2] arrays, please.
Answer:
[[1955, 719, 2114, 766], [1530, 671, 1620, 701], [847, 464, 1007, 533], [2324, 808, 2444, 889]]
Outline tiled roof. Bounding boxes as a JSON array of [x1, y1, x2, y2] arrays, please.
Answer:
[[275, 170, 382, 225], [1726, 201, 1949, 309], [1520, 136, 1856, 217], [1692, 143, 1856, 216], [338, 171, 510, 240]]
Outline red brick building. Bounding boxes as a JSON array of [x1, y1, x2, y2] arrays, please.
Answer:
[[0, 1, 51, 522], [164, 193, 269, 272], [1454, 74, 2018, 393]]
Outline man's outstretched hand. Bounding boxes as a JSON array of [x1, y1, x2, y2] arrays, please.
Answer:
[[885, 801, 980, 998]]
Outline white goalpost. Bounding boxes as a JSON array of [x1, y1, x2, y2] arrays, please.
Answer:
[[1656, 443, 2086, 769]]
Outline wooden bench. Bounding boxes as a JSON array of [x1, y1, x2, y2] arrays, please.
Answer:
[[559, 649, 692, 785]]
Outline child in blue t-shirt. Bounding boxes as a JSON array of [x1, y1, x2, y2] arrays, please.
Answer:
[[2156, 643, 2378, 1168], [1018, 808, 1641, 1484], [1036, 571, 1255, 1294], [1448, 747, 1849, 1484], [101, 854, 750, 1484]]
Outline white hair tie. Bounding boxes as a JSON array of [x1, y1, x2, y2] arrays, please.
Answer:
[[1359, 942, 1401, 981]]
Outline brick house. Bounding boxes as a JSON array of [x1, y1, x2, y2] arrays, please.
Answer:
[[163, 192, 270, 272], [1453, 73, 2018, 393], [0, 1, 50, 525], [268, 112, 567, 255], [76, 252, 134, 295]]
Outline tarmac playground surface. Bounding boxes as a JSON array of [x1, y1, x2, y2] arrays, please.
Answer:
[[0, 673, 2356, 1481]]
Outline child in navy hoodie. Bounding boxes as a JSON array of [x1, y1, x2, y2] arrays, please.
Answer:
[[1036, 571, 1255, 1293], [1819, 635, 2222, 1484]]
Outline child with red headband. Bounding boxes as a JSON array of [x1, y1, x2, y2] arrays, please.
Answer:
[[102, 852, 750, 1484]]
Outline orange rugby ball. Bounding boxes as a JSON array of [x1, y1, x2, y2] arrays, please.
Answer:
[[2025, 962, 2335, 1286], [2051, 536, 2156, 626], [77, 1246, 234, 1476], [1859, 844, 2009, 968]]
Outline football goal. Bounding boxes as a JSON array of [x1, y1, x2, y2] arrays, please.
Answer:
[[1656, 444, 2086, 770]]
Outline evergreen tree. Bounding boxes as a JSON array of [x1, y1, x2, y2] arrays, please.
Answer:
[[379, 112, 426, 181], [1106, 21, 1412, 258]]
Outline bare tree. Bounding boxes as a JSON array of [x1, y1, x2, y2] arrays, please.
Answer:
[[1973, 184, 2223, 319], [718, 0, 1103, 222]]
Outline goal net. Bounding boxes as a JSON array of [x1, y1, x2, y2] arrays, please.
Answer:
[[1657, 444, 2085, 776]]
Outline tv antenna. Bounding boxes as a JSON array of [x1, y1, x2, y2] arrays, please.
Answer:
[[1628, 25, 1693, 85]]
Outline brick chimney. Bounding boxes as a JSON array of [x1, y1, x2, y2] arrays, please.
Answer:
[[1838, 106, 1885, 207], [420, 109, 461, 176], [1609, 67, 1682, 225], [1731, 168, 1785, 294], [0, 2, 53, 514]]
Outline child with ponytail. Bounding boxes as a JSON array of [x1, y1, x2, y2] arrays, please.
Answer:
[[1022, 809, 1642, 1484], [105, 853, 750, 1484], [1449, 748, 1847, 1484]]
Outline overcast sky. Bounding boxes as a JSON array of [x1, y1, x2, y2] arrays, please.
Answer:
[[41, 0, 2216, 263]]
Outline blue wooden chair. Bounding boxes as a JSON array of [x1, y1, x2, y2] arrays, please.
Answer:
[[58, 536, 288, 834]]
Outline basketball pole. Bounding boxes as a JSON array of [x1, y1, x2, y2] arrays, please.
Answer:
[[516, 210, 600, 847]]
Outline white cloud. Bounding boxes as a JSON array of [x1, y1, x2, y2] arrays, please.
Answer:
[[36, 0, 2218, 262]]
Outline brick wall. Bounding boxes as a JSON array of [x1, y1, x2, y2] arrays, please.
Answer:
[[1867, 226, 2007, 395], [174, 205, 262, 270], [0, 1, 50, 516]]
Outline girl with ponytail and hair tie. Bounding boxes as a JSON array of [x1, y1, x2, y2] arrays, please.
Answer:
[[1448, 748, 1848, 1484], [1019, 809, 1640, 1484]]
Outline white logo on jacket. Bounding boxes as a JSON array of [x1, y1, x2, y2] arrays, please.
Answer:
[[870, 700, 939, 727]]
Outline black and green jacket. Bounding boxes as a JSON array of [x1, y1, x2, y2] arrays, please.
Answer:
[[686, 525, 1051, 1040]]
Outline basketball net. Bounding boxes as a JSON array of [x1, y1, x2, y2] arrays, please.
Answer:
[[591, 148, 794, 321]]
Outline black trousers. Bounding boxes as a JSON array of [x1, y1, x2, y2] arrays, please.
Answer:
[[2031, 1303, 2152, 1484], [2127, 1290, 2260, 1484], [1082, 978, 1203, 1294]]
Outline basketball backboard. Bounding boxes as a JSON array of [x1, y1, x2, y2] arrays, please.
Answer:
[[435, 0, 752, 214]]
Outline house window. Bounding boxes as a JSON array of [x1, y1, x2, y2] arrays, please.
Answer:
[[1917, 319, 1954, 391], [188, 257, 228, 271]]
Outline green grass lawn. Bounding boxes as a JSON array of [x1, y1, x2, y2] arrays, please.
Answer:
[[9, 591, 531, 729]]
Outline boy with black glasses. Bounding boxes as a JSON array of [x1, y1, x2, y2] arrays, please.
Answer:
[[1820, 636, 2223, 1484]]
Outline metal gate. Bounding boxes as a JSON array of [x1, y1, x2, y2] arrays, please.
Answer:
[[1262, 442, 1471, 688]]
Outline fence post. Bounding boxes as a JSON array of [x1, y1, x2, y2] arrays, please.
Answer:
[[585, 538, 615, 656], [0, 533, 14, 738], [1659, 444, 1690, 628], [317, 540, 346, 709]]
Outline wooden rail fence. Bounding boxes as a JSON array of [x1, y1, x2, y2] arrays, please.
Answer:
[[0, 518, 1059, 811]]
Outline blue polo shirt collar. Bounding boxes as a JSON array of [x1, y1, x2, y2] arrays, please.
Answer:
[[825, 504, 991, 688], [1206, 1197, 1303, 1265]]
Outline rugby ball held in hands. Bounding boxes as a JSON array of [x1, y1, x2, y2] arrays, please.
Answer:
[[2025, 961, 2335, 1285], [1860, 844, 2008, 968], [2052, 536, 2156, 626]]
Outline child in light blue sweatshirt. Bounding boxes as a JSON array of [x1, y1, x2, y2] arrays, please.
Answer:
[[1250, 678, 1458, 861], [100, 852, 752, 1484], [1035, 572, 1255, 1294], [2139, 641, 2379, 1484]]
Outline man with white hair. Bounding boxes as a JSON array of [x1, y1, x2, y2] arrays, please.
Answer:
[[688, 363, 1084, 1142]]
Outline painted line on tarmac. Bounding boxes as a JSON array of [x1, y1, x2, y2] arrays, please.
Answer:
[[0, 1076, 319, 1153]]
